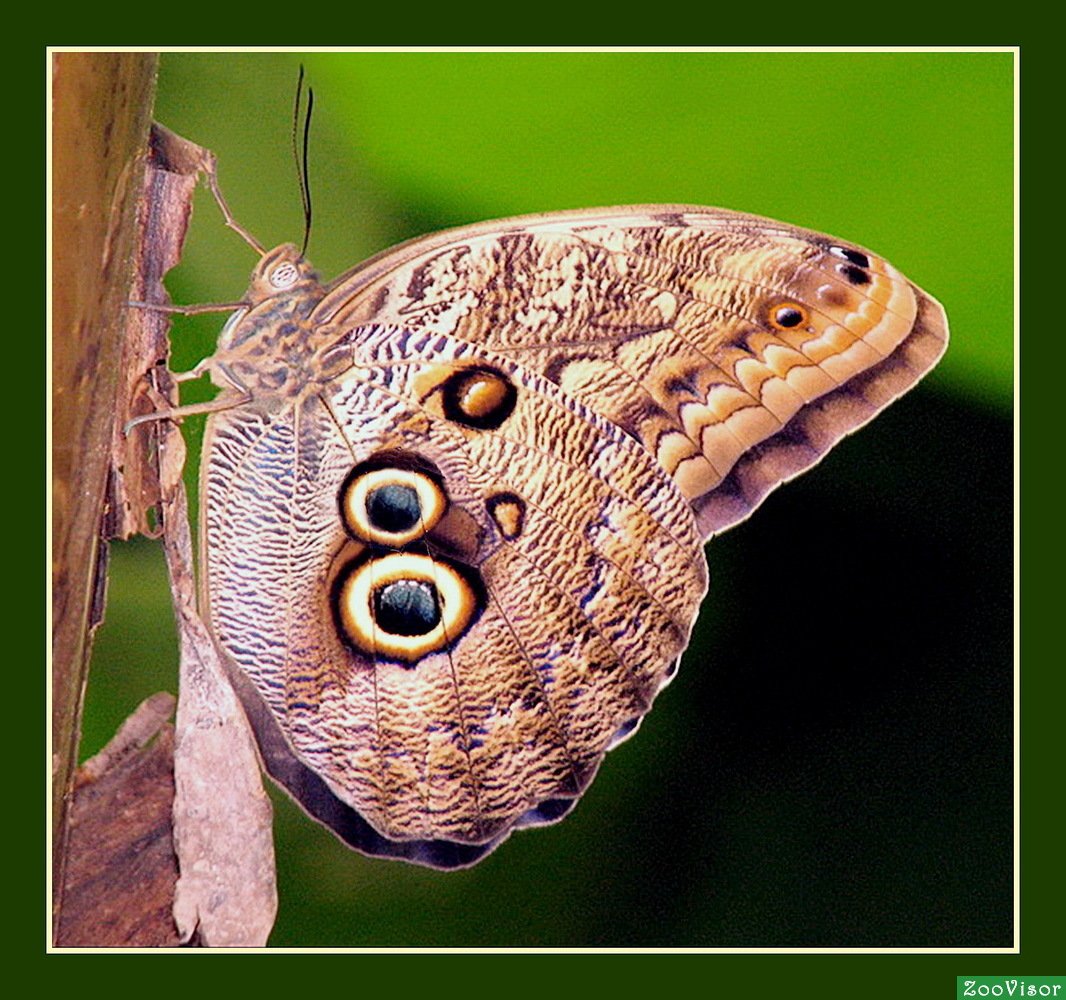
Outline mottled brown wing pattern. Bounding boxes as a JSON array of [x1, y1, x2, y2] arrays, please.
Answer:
[[202, 322, 707, 866], [315, 207, 948, 536], [195, 206, 947, 867]]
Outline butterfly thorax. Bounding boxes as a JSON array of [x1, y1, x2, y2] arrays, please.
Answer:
[[208, 244, 336, 406]]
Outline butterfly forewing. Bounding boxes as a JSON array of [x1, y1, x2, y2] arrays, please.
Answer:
[[314, 206, 948, 536]]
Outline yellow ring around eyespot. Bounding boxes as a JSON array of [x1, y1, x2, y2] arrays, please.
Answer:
[[337, 552, 477, 662], [341, 468, 446, 546]]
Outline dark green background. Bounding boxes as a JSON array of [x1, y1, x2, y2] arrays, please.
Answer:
[[83, 51, 1014, 949]]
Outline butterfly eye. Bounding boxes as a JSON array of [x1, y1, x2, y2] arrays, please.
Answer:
[[340, 466, 446, 546], [333, 552, 483, 663], [768, 302, 809, 331], [269, 260, 300, 289]]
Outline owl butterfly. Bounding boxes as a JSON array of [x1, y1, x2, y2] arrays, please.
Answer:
[[145, 167, 947, 868]]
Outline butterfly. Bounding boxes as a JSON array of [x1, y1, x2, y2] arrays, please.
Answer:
[[141, 182, 948, 869]]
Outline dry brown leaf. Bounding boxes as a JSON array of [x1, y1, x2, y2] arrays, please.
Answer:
[[131, 124, 278, 947]]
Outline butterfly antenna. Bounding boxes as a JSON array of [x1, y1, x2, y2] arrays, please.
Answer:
[[293, 64, 314, 257]]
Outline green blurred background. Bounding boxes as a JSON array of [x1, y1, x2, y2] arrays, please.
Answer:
[[84, 51, 1013, 948]]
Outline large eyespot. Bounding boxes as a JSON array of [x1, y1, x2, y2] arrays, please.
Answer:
[[439, 366, 517, 430], [340, 464, 447, 546], [333, 552, 483, 663]]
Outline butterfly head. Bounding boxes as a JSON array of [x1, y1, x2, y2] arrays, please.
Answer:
[[245, 243, 321, 304], [211, 244, 328, 375]]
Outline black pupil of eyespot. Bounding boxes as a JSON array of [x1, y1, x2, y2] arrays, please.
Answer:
[[775, 307, 803, 327], [839, 247, 870, 267], [374, 580, 441, 636], [366, 483, 422, 533]]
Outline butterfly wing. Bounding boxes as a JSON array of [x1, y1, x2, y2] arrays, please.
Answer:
[[201, 206, 947, 867], [201, 326, 706, 867], [315, 206, 948, 536]]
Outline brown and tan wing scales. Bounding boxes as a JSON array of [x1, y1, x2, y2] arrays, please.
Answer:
[[195, 206, 947, 868], [314, 206, 948, 536], [201, 323, 706, 866]]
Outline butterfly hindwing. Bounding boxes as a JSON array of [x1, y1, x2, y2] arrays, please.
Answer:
[[201, 324, 707, 865]]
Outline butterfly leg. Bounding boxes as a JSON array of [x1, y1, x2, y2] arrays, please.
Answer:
[[127, 299, 248, 315], [200, 153, 266, 256], [172, 361, 211, 384], [124, 394, 251, 434], [124, 361, 251, 435]]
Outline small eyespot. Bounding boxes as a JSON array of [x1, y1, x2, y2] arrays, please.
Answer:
[[269, 261, 300, 289], [486, 492, 526, 540], [768, 302, 809, 331], [339, 463, 447, 546], [836, 262, 871, 286], [333, 552, 483, 663], [440, 366, 517, 430], [829, 246, 871, 269]]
